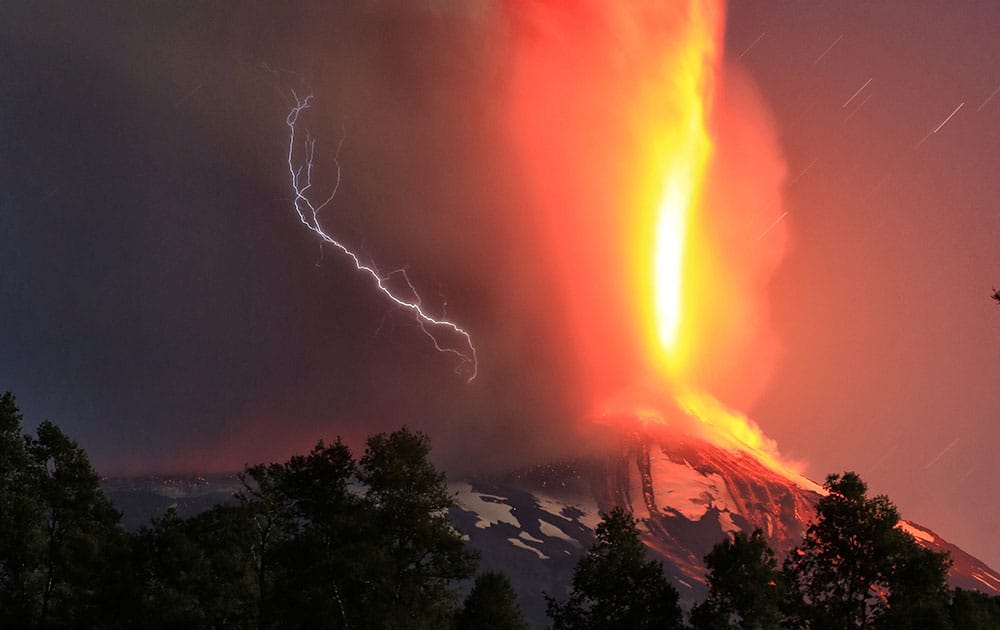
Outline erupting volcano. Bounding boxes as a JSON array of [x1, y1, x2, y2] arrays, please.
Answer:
[[486, 6, 1000, 625], [511, 0, 796, 481]]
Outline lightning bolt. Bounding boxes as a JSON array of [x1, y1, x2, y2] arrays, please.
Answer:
[[285, 91, 478, 381]]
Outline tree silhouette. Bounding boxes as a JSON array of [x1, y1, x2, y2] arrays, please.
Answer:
[[879, 536, 953, 629], [782, 472, 952, 629], [230, 428, 476, 629], [357, 427, 478, 629], [133, 504, 257, 629], [455, 571, 529, 630], [0, 392, 42, 626], [27, 420, 124, 627], [237, 438, 359, 628], [546, 507, 683, 630], [0, 394, 128, 628], [690, 528, 783, 630], [949, 588, 1000, 629]]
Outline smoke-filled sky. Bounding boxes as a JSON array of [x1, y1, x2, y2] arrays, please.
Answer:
[[2, 2, 998, 570]]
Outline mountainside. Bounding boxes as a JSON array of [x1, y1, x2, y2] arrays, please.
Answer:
[[449, 428, 1000, 628], [100, 429, 1000, 630]]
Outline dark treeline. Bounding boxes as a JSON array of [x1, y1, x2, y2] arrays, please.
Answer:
[[2, 391, 999, 629], [0, 392, 526, 629]]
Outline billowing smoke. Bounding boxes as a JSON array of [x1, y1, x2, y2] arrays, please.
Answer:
[[202, 0, 793, 474], [681, 64, 790, 411], [7, 1, 791, 475]]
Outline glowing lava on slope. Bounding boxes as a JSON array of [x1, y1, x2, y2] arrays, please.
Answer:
[[509, 1, 802, 483]]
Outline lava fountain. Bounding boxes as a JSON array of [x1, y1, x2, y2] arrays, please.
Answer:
[[509, 0, 802, 482]]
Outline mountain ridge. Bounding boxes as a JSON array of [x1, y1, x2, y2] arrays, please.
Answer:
[[99, 430, 1000, 629], [449, 427, 1000, 627]]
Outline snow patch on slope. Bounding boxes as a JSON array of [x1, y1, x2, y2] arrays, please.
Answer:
[[539, 519, 578, 544], [508, 537, 549, 559], [519, 531, 545, 544], [718, 510, 739, 534], [648, 450, 736, 521], [536, 495, 602, 531], [453, 483, 521, 530]]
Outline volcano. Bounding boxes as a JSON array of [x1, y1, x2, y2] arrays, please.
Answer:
[[448, 426, 1000, 628]]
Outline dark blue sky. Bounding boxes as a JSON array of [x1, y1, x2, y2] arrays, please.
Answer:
[[2, 2, 998, 570]]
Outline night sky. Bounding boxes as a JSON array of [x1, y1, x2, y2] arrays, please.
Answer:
[[2, 2, 998, 571]]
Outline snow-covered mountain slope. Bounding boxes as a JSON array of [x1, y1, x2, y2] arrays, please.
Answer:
[[449, 430, 1000, 628]]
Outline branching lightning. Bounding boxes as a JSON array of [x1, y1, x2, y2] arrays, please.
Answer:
[[285, 91, 478, 381]]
